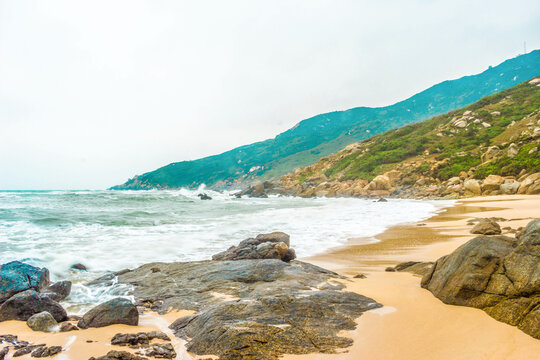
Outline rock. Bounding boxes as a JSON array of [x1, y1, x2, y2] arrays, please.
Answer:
[[500, 181, 521, 194], [517, 172, 540, 194], [353, 274, 366, 279], [89, 350, 147, 360], [0, 261, 49, 304], [111, 331, 170, 346], [197, 193, 212, 200], [385, 261, 434, 277], [422, 219, 540, 339], [507, 143, 519, 158], [78, 298, 139, 329], [212, 232, 296, 262], [241, 183, 269, 198], [70, 263, 87, 271], [447, 177, 461, 186], [26, 311, 58, 332], [463, 179, 481, 195], [481, 175, 504, 192], [0, 347, 8, 360], [481, 146, 501, 163], [529, 146, 538, 154], [0, 290, 68, 322], [101, 258, 382, 358], [13, 346, 34, 357], [491, 111, 501, 116], [59, 322, 79, 332], [139, 343, 176, 359], [376, 197, 388, 202], [41, 281, 71, 302], [470, 218, 501, 235], [31, 346, 62, 358], [366, 175, 392, 191]]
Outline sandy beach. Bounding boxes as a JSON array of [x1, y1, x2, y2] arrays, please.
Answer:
[[1, 195, 539, 359]]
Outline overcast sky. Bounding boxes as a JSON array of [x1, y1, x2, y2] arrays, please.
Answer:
[[1, 0, 539, 190]]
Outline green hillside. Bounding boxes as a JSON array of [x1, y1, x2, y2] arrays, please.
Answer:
[[111, 51, 540, 190], [280, 77, 540, 198]]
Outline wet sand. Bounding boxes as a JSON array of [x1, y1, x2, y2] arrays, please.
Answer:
[[1, 195, 539, 359]]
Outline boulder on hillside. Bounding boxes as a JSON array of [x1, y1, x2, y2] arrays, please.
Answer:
[[517, 173, 540, 194], [463, 179, 481, 195], [507, 143, 519, 158], [26, 311, 58, 332], [78, 298, 139, 329], [366, 175, 392, 191], [422, 219, 540, 339], [500, 180, 521, 194], [0, 261, 49, 304], [0, 290, 68, 322], [481, 175, 504, 193], [212, 232, 296, 262], [481, 146, 501, 163], [470, 218, 501, 235]]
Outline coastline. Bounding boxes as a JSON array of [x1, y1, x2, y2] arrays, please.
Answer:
[[1, 195, 539, 359], [286, 194, 540, 360]]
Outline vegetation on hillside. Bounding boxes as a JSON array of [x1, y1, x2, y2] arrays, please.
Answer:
[[291, 78, 540, 186], [111, 51, 540, 190]]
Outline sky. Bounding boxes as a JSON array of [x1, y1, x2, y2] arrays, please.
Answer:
[[1, 0, 539, 190]]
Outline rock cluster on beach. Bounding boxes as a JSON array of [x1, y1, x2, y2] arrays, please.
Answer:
[[421, 218, 540, 339], [85, 232, 383, 359], [212, 231, 296, 262]]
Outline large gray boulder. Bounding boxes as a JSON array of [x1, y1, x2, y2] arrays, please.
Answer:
[[0, 261, 49, 304], [422, 219, 540, 339], [41, 280, 72, 302], [0, 289, 67, 322], [212, 232, 296, 262], [78, 298, 139, 329]]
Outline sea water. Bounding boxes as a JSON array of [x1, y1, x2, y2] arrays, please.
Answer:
[[0, 189, 453, 312]]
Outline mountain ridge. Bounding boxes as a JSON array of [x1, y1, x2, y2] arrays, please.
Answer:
[[111, 50, 540, 190]]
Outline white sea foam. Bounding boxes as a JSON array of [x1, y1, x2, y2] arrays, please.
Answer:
[[0, 189, 453, 311]]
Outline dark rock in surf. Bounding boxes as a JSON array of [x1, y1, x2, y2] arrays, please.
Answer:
[[41, 281, 71, 302], [78, 298, 138, 329], [197, 193, 212, 200], [0, 261, 49, 304], [70, 263, 88, 271], [0, 290, 67, 322]]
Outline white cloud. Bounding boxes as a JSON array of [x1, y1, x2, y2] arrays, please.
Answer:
[[1, 0, 539, 189]]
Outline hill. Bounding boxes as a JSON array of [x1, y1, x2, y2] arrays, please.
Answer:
[[278, 77, 540, 198], [111, 51, 540, 190]]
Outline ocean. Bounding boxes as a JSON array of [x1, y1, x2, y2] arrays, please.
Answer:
[[0, 189, 453, 312]]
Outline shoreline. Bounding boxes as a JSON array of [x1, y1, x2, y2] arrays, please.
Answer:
[[1, 195, 539, 359], [286, 194, 540, 360]]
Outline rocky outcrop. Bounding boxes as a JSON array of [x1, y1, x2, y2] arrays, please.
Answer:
[[0, 261, 49, 304], [0, 290, 68, 322], [517, 173, 540, 194], [470, 218, 502, 235], [30, 346, 62, 357], [78, 298, 139, 329], [89, 350, 147, 360], [421, 219, 540, 339], [93, 237, 382, 359], [212, 232, 296, 262], [111, 332, 170, 346], [26, 311, 58, 332]]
